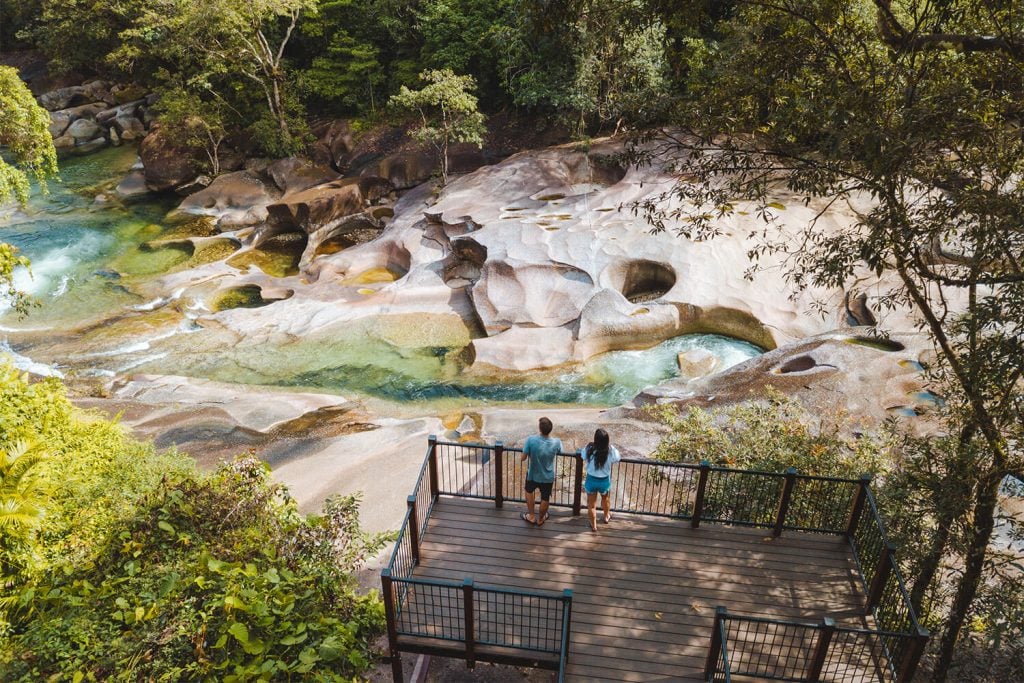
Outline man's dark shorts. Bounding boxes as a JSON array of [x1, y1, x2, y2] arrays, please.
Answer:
[[525, 479, 553, 502]]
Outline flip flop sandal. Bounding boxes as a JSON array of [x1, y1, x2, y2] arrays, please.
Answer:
[[520, 512, 537, 525], [538, 513, 550, 526]]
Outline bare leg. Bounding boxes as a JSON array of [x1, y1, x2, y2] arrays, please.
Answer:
[[602, 493, 612, 523], [538, 498, 550, 525], [525, 489, 537, 523], [587, 492, 598, 531]]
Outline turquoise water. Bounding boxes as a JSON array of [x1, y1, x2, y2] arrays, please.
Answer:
[[276, 333, 761, 405], [1, 149, 763, 405], [0, 146, 178, 326]]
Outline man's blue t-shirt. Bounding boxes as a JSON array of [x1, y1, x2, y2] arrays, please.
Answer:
[[523, 434, 562, 484]]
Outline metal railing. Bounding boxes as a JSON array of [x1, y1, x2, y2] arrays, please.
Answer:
[[704, 477, 929, 683], [383, 437, 928, 683], [432, 438, 863, 533], [380, 438, 573, 683], [704, 609, 929, 683]]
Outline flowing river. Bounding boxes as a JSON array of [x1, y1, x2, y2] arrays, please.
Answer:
[[0, 147, 762, 406]]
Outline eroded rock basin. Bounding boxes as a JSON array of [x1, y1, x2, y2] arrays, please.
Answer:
[[0, 140, 942, 538]]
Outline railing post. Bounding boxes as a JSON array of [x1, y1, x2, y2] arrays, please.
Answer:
[[897, 626, 930, 683], [427, 435, 439, 499], [806, 617, 835, 682], [704, 606, 727, 680], [866, 542, 897, 611], [773, 467, 798, 537], [494, 441, 504, 509], [846, 474, 872, 537], [407, 495, 420, 564], [692, 461, 711, 528], [572, 453, 584, 516], [380, 569, 404, 683], [463, 578, 476, 669], [558, 588, 573, 682]]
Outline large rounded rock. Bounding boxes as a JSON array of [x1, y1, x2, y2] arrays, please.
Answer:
[[140, 126, 203, 192], [575, 288, 686, 358], [113, 115, 146, 141], [361, 150, 438, 189], [37, 85, 88, 111], [471, 259, 598, 334], [470, 326, 576, 372], [310, 119, 354, 170], [173, 171, 281, 228], [48, 111, 72, 138], [53, 102, 106, 123], [67, 118, 101, 141], [267, 157, 340, 194], [265, 178, 365, 232]]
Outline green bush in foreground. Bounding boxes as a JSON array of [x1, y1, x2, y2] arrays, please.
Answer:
[[0, 363, 387, 680]]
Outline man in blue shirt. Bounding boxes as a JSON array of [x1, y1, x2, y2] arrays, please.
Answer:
[[521, 417, 562, 526]]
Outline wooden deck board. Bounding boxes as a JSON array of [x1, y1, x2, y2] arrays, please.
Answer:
[[406, 497, 868, 682]]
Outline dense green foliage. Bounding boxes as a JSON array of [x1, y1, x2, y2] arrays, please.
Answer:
[[389, 69, 486, 184], [650, 391, 890, 477], [0, 364, 386, 679], [7, 0, 687, 147]]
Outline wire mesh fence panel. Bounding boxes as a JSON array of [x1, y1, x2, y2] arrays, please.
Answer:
[[606, 459, 699, 516], [787, 477, 859, 533], [436, 442, 495, 499], [393, 578, 466, 642], [474, 588, 566, 654], [823, 628, 899, 683], [702, 470, 785, 527], [414, 458, 434, 538], [852, 492, 886, 590], [389, 509, 416, 581], [874, 559, 917, 635], [723, 616, 819, 679]]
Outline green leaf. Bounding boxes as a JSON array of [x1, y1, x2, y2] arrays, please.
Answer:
[[157, 520, 175, 534], [766, 201, 786, 211], [228, 621, 249, 645]]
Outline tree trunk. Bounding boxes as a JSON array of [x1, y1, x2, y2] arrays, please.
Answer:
[[930, 471, 1002, 682], [271, 77, 291, 150], [911, 422, 977, 613], [441, 138, 449, 186]]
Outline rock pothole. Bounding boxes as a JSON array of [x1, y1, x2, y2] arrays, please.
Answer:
[[212, 285, 293, 312], [611, 260, 677, 303]]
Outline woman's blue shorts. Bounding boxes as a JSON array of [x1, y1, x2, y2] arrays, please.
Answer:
[[584, 474, 611, 495]]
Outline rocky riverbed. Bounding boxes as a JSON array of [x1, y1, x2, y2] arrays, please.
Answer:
[[2, 80, 948, 540]]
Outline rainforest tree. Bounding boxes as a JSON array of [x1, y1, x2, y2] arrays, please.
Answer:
[[389, 69, 486, 185], [637, 1, 1024, 678]]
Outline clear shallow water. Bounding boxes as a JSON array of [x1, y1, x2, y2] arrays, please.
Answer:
[[0, 146, 178, 325], [1, 150, 763, 406], [255, 332, 762, 405]]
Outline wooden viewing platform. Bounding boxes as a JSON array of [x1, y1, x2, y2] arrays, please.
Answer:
[[380, 438, 929, 683], [412, 497, 868, 681]]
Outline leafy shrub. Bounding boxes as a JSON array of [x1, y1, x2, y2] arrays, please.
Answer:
[[0, 363, 386, 680], [648, 389, 891, 477]]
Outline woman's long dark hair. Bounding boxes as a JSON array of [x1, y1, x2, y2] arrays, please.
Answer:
[[586, 428, 610, 470]]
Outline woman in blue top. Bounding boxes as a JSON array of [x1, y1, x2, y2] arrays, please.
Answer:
[[579, 428, 621, 532]]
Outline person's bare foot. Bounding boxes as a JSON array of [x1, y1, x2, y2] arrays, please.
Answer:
[[537, 512, 550, 526], [520, 512, 537, 525], [603, 513, 612, 524]]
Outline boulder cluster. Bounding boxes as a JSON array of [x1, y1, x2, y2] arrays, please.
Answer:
[[38, 80, 152, 156]]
